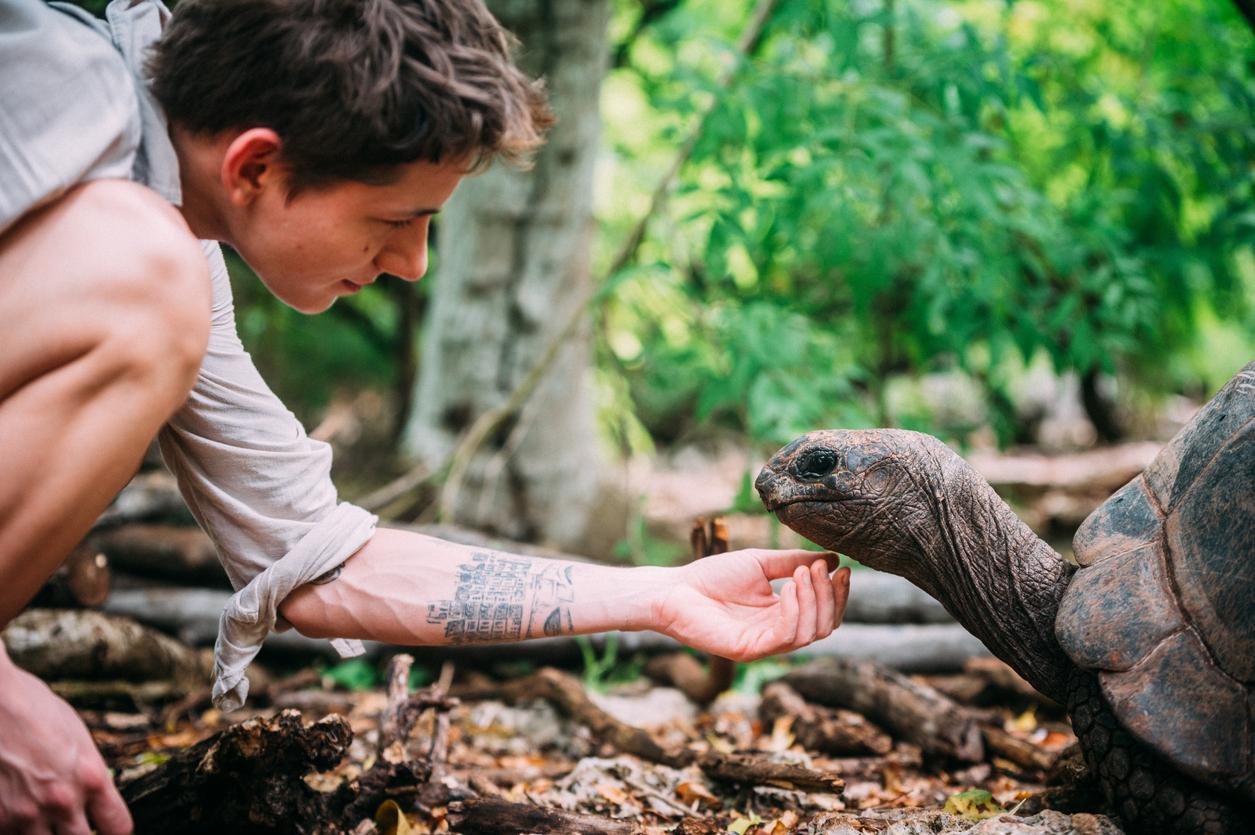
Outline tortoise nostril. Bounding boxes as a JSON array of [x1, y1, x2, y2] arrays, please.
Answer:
[[795, 448, 837, 481]]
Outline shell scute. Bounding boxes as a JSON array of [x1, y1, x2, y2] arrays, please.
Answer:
[[1099, 629, 1251, 801], [1056, 541, 1183, 672], [1143, 362, 1254, 512], [1164, 425, 1255, 684], [1073, 476, 1161, 567]]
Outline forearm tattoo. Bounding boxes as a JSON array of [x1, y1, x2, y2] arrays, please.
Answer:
[[425, 552, 576, 644]]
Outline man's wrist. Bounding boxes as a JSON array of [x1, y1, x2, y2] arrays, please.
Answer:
[[622, 564, 677, 634]]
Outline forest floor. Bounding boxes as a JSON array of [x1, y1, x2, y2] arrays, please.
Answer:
[[80, 650, 1116, 834]]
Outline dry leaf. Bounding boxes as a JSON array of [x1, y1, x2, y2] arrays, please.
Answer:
[[768, 716, 796, 752], [375, 799, 413, 835], [1005, 706, 1038, 734], [676, 781, 720, 808], [727, 812, 762, 834], [943, 788, 1005, 820], [882, 766, 903, 795]]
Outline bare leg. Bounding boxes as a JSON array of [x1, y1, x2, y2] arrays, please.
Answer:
[[0, 180, 210, 624]]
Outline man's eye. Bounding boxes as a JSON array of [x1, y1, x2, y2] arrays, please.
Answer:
[[383, 218, 412, 229]]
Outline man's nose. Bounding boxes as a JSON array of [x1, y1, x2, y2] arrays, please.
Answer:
[[378, 225, 430, 281]]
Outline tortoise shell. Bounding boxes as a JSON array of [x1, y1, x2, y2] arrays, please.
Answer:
[[1055, 360, 1255, 801]]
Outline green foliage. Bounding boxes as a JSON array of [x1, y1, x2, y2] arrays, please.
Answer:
[[574, 634, 645, 691], [224, 249, 401, 423], [320, 657, 379, 692], [603, 0, 1255, 446], [612, 502, 689, 566], [731, 656, 794, 695]]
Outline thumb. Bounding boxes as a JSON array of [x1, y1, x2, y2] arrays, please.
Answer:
[[752, 549, 839, 579]]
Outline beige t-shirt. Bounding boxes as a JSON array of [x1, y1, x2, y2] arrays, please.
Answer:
[[1, 0, 378, 710]]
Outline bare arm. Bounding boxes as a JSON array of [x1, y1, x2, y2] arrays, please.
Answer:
[[280, 527, 851, 662]]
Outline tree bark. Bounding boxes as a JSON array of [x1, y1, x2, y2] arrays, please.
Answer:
[[402, 0, 623, 556]]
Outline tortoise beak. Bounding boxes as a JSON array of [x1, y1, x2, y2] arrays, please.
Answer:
[[754, 466, 782, 511]]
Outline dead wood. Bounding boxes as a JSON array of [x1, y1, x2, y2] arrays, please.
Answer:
[[121, 710, 353, 834], [49, 679, 186, 709], [968, 441, 1160, 495], [963, 657, 1061, 709], [30, 542, 111, 608], [802, 623, 990, 672], [782, 657, 985, 762], [96, 524, 229, 586], [695, 751, 845, 794], [844, 570, 953, 624], [981, 725, 1058, 773], [2, 608, 205, 686], [458, 666, 847, 799], [457, 666, 682, 766], [759, 681, 892, 756], [94, 471, 192, 529], [447, 797, 634, 835]]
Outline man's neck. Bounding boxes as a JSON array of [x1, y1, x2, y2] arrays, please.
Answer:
[[169, 125, 231, 242]]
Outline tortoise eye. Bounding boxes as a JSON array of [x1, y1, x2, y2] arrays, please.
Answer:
[[795, 448, 837, 480]]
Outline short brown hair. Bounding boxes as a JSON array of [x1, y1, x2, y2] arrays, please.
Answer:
[[148, 0, 553, 193]]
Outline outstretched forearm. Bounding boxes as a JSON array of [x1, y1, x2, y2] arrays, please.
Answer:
[[279, 527, 663, 645]]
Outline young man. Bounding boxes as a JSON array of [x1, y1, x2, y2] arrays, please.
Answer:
[[0, 0, 852, 831]]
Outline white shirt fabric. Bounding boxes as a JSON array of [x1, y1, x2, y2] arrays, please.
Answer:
[[0, 0, 378, 711]]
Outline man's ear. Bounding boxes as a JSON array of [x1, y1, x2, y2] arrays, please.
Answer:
[[221, 128, 284, 206]]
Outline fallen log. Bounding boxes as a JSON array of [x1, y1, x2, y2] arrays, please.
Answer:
[[96, 524, 229, 587], [782, 657, 985, 763], [456, 666, 679, 765], [759, 681, 892, 756], [94, 471, 192, 529], [695, 751, 844, 794], [457, 667, 845, 796], [30, 542, 111, 608], [963, 657, 1060, 709], [2, 608, 205, 686], [448, 797, 634, 835], [121, 710, 353, 833], [843, 570, 952, 624], [982, 725, 1059, 773], [969, 441, 1160, 494], [104, 583, 988, 671]]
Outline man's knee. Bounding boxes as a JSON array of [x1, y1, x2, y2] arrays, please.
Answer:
[[71, 182, 211, 395]]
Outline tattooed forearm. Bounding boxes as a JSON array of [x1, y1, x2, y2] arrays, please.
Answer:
[[424, 552, 576, 644], [526, 563, 576, 638]]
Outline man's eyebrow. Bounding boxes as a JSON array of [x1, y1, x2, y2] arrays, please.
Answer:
[[400, 207, 440, 218]]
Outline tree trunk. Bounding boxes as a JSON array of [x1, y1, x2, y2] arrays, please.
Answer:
[[402, 0, 622, 556]]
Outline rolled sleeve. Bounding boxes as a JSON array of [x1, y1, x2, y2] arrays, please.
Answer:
[[159, 242, 377, 711]]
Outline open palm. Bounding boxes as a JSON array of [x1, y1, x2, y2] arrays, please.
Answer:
[[655, 549, 851, 662]]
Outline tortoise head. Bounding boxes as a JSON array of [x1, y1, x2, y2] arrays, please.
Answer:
[[755, 429, 949, 584]]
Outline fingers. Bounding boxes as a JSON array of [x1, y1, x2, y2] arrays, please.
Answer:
[[831, 566, 851, 631], [813, 559, 836, 639], [753, 548, 838, 580], [53, 812, 93, 835], [84, 782, 132, 835], [793, 565, 818, 646], [776, 573, 800, 653]]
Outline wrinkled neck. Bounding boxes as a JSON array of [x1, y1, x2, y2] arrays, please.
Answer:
[[908, 459, 1076, 703]]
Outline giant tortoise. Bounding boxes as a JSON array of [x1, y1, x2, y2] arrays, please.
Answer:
[[755, 361, 1254, 834]]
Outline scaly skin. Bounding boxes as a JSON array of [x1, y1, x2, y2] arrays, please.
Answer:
[[1067, 670, 1253, 835], [756, 428, 1252, 835]]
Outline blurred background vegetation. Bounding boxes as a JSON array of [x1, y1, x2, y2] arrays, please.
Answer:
[[224, 0, 1254, 456], [68, 0, 1255, 550]]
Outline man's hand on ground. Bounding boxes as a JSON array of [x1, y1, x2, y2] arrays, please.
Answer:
[[653, 549, 851, 662], [0, 651, 132, 835]]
